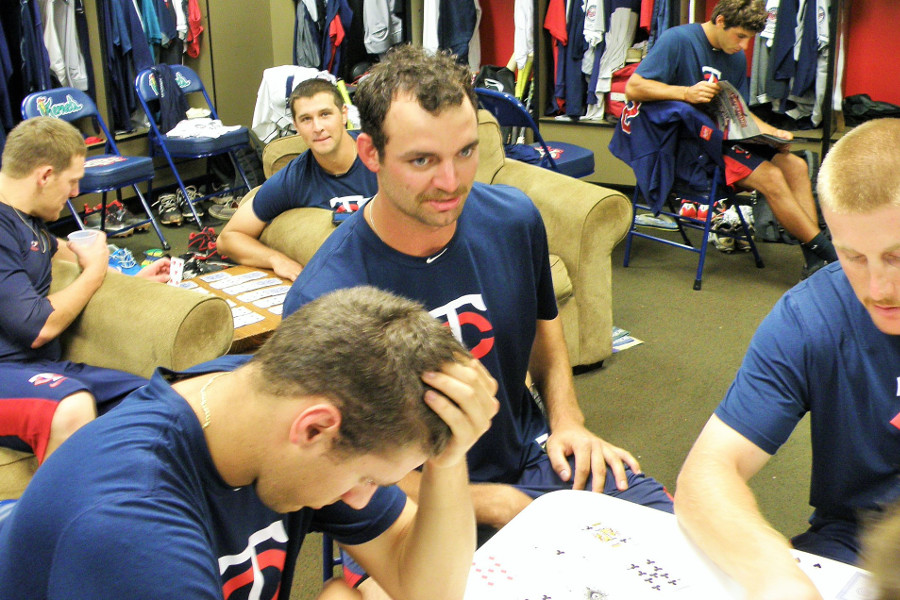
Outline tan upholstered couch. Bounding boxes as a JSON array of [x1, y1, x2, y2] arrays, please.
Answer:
[[0, 262, 234, 499], [252, 109, 631, 368]]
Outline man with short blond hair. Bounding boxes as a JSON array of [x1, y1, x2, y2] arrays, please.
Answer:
[[676, 119, 900, 600], [0, 117, 169, 464]]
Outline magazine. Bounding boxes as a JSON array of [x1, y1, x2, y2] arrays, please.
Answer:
[[705, 81, 788, 148]]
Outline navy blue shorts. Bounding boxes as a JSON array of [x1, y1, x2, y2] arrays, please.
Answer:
[[723, 143, 780, 186], [0, 360, 147, 461], [791, 518, 860, 565]]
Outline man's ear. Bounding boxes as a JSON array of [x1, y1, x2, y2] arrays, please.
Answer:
[[341, 103, 349, 128], [35, 165, 54, 187], [356, 133, 381, 173], [289, 403, 341, 447]]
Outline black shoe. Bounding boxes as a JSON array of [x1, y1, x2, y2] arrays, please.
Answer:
[[800, 260, 829, 281]]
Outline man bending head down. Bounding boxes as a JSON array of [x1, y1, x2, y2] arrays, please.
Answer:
[[0, 285, 498, 600], [675, 119, 900, 600]]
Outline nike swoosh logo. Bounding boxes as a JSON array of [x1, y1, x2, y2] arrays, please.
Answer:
[[425, 247, 449, 264]]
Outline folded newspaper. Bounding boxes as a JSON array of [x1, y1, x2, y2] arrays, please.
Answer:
[[705, 81, 787, 148]]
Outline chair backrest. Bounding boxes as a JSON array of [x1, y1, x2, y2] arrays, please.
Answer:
[[21, 87, 119, 155], [135, 65, 218, 118], [474, 87, 558, 170]]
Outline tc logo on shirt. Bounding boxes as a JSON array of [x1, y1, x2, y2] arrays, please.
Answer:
[[28, 373, 67, 388], [430, 294, 495, 359], [702, 66, 723, 84], [218, 521, 288, 600]]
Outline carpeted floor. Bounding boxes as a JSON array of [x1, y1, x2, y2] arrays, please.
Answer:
[[112, 204, 815, 599]]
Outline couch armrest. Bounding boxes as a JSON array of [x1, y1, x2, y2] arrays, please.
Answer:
[[491, 160, 632, 366], [51, 262, 234, 378], [260, 207, 338, 267]]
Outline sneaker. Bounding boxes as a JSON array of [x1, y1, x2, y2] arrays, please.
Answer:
[[83, 203, 135, 237], [634, 213, 677, 230], [107, 245, 142, 275], [107, 200, 150, 232], [154, 193, 183, 226], [709, 211, 736, 253], [177, 185, 204, 218], [800, 260, 829, 280], [207, 182, 234, 205], [678, 200, 698, 219], [208, 198, 240, 221], [187, 226, 226, 260]]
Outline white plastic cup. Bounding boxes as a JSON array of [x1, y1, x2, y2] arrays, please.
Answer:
[[67, 229, 101, 246]]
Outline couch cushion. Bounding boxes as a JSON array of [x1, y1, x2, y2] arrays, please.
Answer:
[[550, 254, 573, 304], [475, 110, 505, 185], [0, 448, 36, 500], [263, 135, 309, 178]]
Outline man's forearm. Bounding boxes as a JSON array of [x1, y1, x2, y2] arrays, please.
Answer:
[[36, 263, 106, 347], [395, 460, 476, 600], [675, 458, 819, 597], [530, 318, 584, 430], [217, 232, 292, 270], [625, 75, 690, 103]]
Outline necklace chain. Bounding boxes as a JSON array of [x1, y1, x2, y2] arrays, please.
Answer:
[[200, 373, 226, 430], [367, 194, 381, 239], [1, 192, 47, 254]]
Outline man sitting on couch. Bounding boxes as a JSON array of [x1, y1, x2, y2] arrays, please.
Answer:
[[284, 45, 672, 597], [218, 78, 377, 281], [0, 117, 170, 464]]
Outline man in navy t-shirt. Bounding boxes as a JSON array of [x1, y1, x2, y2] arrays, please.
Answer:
[[676, 119, 900, 599], [218, 78, 377, 281], [626, 0, 837, 278], [0, 286, 499, 599], [285, 44, 673, 596], [0, 117, 170, 465]]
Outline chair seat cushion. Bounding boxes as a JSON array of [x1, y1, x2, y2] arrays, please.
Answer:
[[161, 127, 250, 156], [536, 142, 595, 179], [81, 154, 154, 192]]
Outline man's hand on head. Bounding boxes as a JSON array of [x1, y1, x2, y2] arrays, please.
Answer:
[[421, 358, 499, 470]]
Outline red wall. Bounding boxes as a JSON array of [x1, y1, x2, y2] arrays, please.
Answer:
[[843, 0, 900, 105], [477, 1, 516, 68]]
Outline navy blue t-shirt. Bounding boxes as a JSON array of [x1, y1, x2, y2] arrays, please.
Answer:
[[635, 23, 750, 102], [0, 202, 59, 362], [284, 183, 559, 484], [0, 355, 407, 600], [716, 263, 900, 528], [252, 132, 378, 222]]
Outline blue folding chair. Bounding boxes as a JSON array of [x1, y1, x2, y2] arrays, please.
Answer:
[[609, 100, 763, 290], [474, 87, 594, 178], [21, 88, 169, 249], [321, 534, 343, 581], [134, 64, 252, 228]]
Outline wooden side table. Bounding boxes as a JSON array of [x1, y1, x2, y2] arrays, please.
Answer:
[[189, 265, 290, 353]]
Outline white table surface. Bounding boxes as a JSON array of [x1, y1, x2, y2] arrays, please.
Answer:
[[465, 490, 872, 599]]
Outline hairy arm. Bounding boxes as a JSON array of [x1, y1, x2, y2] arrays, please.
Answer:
[[530, 317, 640, 492], [675, 415, 822, 600], [35, 236, 108, 348], [217, 198, 303, 281], [346, 360, 499, 600], [625, 73, 721, 104]]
